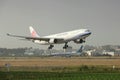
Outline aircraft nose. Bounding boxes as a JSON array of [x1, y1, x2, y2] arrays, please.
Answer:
[[89, 32, 91, 35], [85, 29, 91, 35], [87, 30, 91, 35]]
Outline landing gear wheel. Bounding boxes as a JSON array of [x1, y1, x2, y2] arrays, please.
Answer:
[[48, 45, 54, 49], [63, 46, 67, 49], [63, 42, 68, 49]]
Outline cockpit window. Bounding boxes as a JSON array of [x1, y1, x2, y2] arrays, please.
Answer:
[[85, 30, 90, 32]]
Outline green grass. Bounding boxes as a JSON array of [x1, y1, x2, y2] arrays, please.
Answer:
[[1, 65, 120, 80], [1, 65, 120, 72], [0, 71, 120, 80]]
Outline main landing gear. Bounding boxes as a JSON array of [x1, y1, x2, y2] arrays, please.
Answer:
[[48, 45, 54, 49], [63, 42, 69, 49], [48, 42, 69, 49]]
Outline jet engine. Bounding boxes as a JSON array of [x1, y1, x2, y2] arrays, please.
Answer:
[[49, 39, 58, 44]]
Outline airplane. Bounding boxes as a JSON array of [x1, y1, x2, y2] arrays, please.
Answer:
[[49, 45, 84, 57], [71, 45, 84, 54], [7, 26, 91, 49]]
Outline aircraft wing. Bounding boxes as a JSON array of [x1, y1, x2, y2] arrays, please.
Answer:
[[7, 33, 64, 42]]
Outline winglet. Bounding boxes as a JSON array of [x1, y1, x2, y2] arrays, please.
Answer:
[[7, 33, 14, 37], [7, 33, 10, 36], [29, 26, 39, 37]]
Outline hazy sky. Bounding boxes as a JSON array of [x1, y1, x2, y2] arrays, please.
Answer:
[[0, 0, 120, 49]]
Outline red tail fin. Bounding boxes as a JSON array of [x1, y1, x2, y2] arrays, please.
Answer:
[[29, 26, 39, 37]]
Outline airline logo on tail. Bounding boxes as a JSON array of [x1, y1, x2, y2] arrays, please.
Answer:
[[29, 26, 39, 37]]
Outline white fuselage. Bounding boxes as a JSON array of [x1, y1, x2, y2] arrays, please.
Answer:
[[7, 26, 91, 49], [33, 29, 91, 45]]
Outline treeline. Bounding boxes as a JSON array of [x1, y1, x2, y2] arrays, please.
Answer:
[[0, 48, 26, 56], [0, 45, 120, 57]]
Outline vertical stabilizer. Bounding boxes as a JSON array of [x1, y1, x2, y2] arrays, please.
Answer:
[[77, 45, 83, 53], [29, 26, 39, 37]]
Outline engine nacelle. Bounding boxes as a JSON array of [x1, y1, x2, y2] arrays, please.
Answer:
[[49, 39, 57, 44], [74, 39, 85, 44]]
